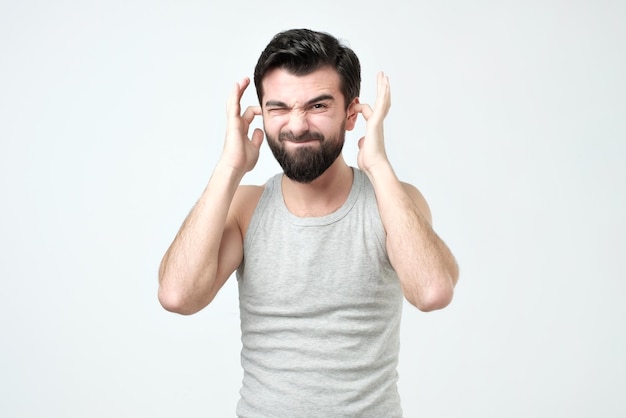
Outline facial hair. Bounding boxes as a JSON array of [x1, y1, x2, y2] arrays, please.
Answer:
[[266, 123, 345, 184]]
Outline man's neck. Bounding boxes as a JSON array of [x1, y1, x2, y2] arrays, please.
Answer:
[[281, 157, 354, 217]]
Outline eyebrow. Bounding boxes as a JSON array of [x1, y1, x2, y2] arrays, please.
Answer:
[[264, 94, 335, 108]]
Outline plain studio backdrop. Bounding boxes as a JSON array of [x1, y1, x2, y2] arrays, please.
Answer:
[[1, 1, 624, 417]]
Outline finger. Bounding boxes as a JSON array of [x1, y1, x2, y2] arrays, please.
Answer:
[[241, 105, 262, 125], [374, 71, 391, 116], [236, 77, 251, 103], [227, 77, 251, 117], [250, 128, 265, 148], [353, 103, 373, 120]]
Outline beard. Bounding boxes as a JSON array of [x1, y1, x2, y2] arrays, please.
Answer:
[[266, 123, 345, 184]]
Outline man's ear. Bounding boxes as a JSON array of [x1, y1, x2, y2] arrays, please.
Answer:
[[345, 98, 359, 131]]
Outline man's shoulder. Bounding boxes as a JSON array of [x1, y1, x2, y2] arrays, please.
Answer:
[[398, 181, 433, 225], [237, 183, 266, 195], [235, 172, 283, 204], [231, 182, 268, 235], [234, 183, 266, 210]]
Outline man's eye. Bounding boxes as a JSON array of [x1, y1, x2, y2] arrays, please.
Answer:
[[311, 103, 327, 110]]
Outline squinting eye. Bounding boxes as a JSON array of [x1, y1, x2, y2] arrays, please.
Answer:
[[268, 108, 289, 115], [311, 103, 327, 110]]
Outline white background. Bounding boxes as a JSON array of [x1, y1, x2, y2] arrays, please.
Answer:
[[1, 1, 624, 417]]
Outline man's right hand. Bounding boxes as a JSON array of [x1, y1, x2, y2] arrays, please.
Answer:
[[220, 77, 264, 174]]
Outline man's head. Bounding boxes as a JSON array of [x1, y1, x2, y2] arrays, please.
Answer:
[[253, 29, 361, 109], [254, 29, 361, 183]]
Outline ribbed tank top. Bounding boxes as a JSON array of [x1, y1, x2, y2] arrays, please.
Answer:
[[236, 168, 404, 417]]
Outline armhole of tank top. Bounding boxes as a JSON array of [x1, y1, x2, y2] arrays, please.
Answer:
[[242, 178, 275, 250], [363, 178, 388, 254]]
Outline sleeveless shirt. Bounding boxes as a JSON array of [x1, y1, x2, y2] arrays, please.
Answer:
[[236, 168, 404, 417]]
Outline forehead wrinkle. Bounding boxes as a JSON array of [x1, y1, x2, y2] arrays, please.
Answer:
[[264, 94, 335, 109]]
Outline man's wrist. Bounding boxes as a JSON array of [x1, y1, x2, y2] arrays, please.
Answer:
[[213, 160, 248, 184], [363, 160, 397, 185]]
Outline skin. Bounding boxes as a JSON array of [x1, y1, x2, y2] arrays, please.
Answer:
[[158, 67, 459, 315]]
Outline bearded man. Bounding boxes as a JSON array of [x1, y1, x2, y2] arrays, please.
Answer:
[[158, 28, 459, 417]]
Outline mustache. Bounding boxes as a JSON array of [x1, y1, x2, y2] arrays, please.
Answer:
[[278, 131, 324, 143]]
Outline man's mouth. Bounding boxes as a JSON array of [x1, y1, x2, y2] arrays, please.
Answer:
[[279, 132, 324, 143], [290, 137, 318, 143]]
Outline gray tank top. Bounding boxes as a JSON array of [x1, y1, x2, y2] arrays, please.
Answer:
[[236, 168, 403, 417]]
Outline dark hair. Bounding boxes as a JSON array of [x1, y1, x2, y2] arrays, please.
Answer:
[[253, 29, 361, 109]]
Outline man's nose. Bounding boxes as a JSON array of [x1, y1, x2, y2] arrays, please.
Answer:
[[286, 110, 309, 136]]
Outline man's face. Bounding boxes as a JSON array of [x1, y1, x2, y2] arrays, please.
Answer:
[[261, 67, 354, 183]]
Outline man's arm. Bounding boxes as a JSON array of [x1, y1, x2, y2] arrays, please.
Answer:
[[158, 78, 263, 315], [354, 72, 459, 311], [369, 165, 459, 311]]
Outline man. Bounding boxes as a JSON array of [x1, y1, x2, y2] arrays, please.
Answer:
[[158, 28, 459, 417]]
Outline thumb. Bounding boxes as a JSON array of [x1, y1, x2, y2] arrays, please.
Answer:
[[251, 128, 264, 149]]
